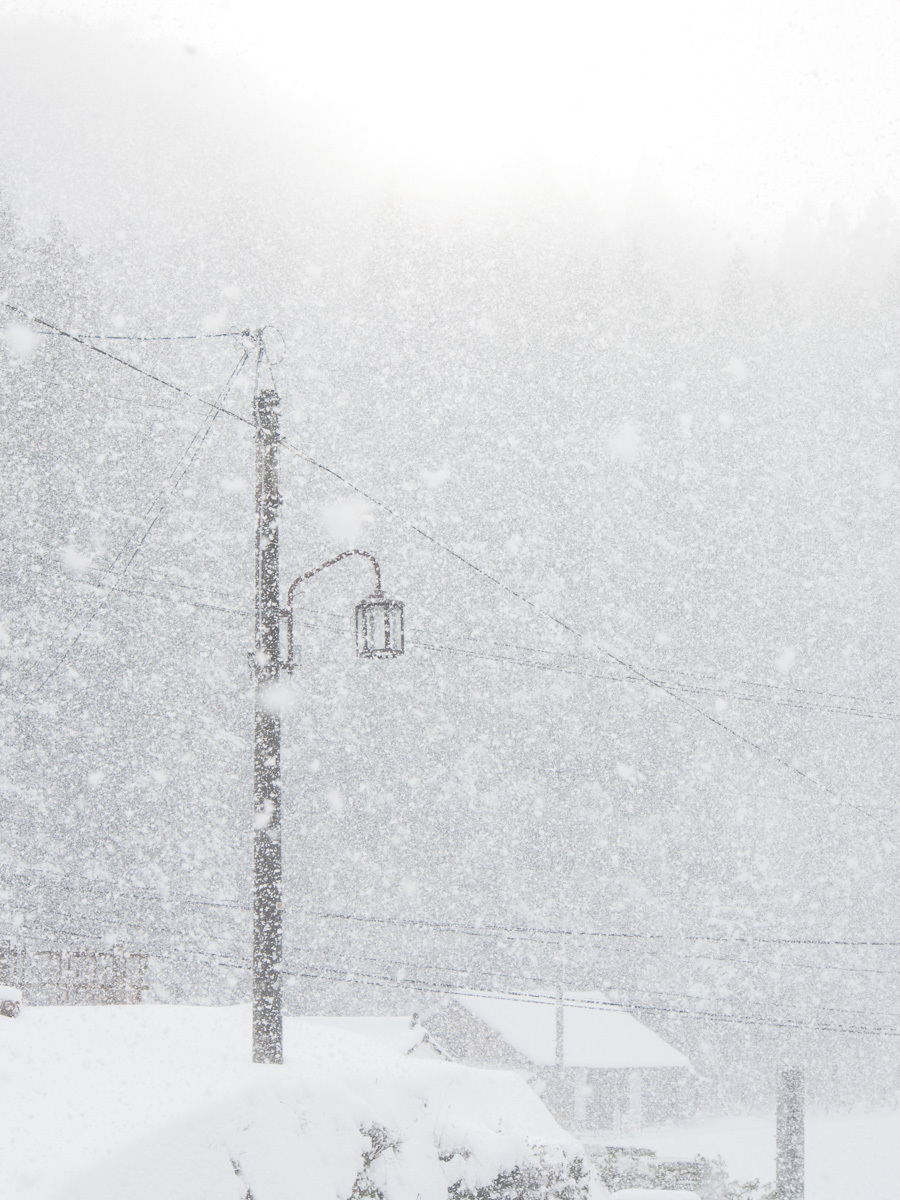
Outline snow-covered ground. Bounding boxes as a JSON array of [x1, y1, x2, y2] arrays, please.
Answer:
[[0, 1003, 591, 1200], [3, 1000, 895, 1199], [593, 1108, 900, 1200]]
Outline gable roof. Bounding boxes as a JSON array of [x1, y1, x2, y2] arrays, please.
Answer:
[[451, 991, 690, 1070]]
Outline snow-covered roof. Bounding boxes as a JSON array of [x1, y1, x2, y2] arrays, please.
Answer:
[[452, 991, 690, 1070], [305, 1015, 440, 1057]]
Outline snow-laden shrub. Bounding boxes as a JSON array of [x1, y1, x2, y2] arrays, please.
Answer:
[[448, 1153, 591, 1200], [347, 1123, 592, 1200], [593, 1147, 774, 1200]]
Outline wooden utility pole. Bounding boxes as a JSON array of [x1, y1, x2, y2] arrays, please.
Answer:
[[776, 1066, 804, 1199], [251, 375, 283, 1064]]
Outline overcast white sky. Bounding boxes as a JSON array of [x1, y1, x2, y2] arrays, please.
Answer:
[[1, 0, 899, 236]]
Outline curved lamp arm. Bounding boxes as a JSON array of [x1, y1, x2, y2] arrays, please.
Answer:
[[280, 549, 383, 671]]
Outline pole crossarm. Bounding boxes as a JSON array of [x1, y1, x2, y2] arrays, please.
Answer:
[[281, 550, 383, 671]]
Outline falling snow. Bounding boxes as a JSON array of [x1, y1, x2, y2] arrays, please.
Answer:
[[2, 3, 900, 1198]]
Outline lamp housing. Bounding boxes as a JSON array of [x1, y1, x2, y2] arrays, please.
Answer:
[[356, 594, 404, 659]]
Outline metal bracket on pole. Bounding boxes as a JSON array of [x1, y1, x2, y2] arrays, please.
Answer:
[[281, 550, 385, 672], [277, 608, 298, 676], [247, 651, 280, 682]]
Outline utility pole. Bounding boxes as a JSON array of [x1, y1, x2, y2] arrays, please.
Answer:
[[251, 364, 283, 1065], [776, 1066, 804, 1200]]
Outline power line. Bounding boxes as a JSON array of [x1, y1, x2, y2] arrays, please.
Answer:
[[13, 893, 900, 1027], [0, 870, 247, 912], [18, 921, 900, 1035], [409, 638, 900, 723], [74, 576, 251, 620], [410, 638, 626, 681], [113, 357, 243, 577], [304, 945, 900, 1026], [321, 924, 900, 980], [89, 561, 898, 726], [282, 961, 900, 1038], [31, 348, 250, 691], [275, 430, 894, 829], [299, 940, 900, 1018], [14, 900, 900, 1022], [12, 872, 900, 971], [100, 564, 250, 609], [310, 908, 900, 950], [1, 301, 253, 427], [647, 678, 900, 724], [32, 330, 244, 341], [636, 662, 900, 710], [12, 304, 893, 826], [411, 627, 900, 712], [14, 548, 900, 727], [2, 305, 882, 714], [0, 552, 253, 622]]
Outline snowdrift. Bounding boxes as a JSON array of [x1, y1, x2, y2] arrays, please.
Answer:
[[0, 1003, 601, 1200]]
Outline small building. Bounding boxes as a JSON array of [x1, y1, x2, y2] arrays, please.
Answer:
[[417, 991, 692, 1133]]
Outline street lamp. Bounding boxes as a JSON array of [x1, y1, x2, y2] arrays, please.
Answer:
[[280, 549, 404, 672], [250, 366, 404, 1066], [0, 312, 400, 1067], [356, 591, 404, 660]]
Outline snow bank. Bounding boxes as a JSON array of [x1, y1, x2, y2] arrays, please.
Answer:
[[306, 1012, 439, 1056], [0, 1004, 600, 1200], [610, 1192, 700, 1199], [613, 1110, 900, 1200]]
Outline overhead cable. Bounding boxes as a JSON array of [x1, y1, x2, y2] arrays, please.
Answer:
[[1, 301, 253, 426], [311, 908, 900, 950], [283, 961, 900, 1038], [274, 427, 893, 828], [31, 347, 251, 691], [10, 303, 891, 826]]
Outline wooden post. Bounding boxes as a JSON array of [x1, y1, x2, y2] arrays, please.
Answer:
[[776, 1066, 804, 1200], [251, 378, 283, 1065]]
